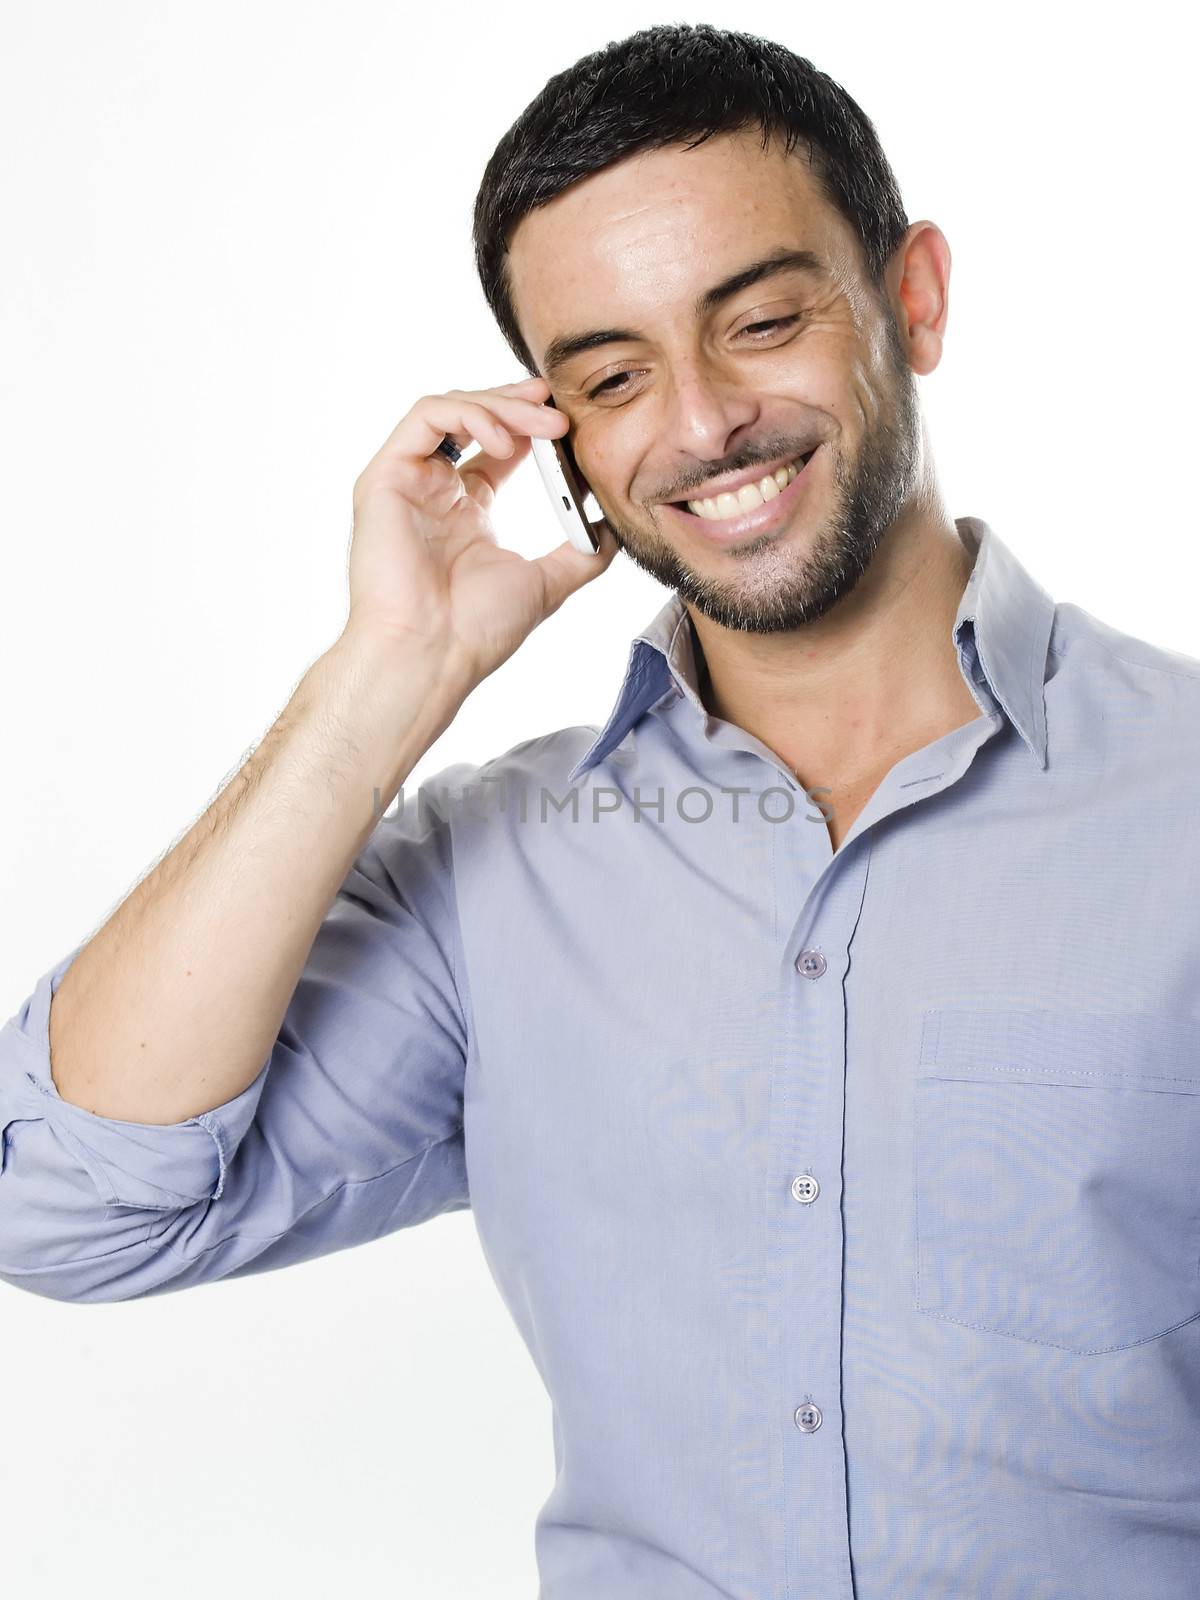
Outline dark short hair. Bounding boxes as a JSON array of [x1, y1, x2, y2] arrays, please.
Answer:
[[471, 22, 911, 375]]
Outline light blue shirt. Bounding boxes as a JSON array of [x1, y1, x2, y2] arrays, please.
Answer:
[[4, 514, 1200, 1598]]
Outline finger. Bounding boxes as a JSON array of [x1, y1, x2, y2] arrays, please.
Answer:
[[379, 394, 568, 476], [459, 431, 536, 503], [432, 393, 568, 460], [493, 375, 551, 392]]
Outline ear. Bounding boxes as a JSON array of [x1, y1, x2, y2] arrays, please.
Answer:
[[889, 221, 951, 378]]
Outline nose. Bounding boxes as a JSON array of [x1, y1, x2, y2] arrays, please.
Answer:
[[659, 365, 763, 467]]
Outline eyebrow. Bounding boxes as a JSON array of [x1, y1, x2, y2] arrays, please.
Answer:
[[540, 247, 827, 383]]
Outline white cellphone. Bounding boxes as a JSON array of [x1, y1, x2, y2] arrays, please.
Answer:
[[529, 400, 603, 555]]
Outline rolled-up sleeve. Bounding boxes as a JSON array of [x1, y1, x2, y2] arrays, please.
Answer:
[[0, 764, 474, 1304]]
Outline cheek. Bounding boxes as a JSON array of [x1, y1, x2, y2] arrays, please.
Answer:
[[783, 322, 862, 400], [821, 338, 885, 434], [573, 424, 636, 502]]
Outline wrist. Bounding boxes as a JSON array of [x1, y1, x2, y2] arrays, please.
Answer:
[[305, 626, 469, 770], [327, 620, 470, 705]]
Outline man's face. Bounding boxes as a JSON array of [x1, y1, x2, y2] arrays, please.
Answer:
[[507, 128, 931, 634]]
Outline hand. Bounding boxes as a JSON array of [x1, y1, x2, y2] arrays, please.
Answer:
[[340, 374, 618, 693]]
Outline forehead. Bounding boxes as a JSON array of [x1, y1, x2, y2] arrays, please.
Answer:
[[506, 129, 849, 367]]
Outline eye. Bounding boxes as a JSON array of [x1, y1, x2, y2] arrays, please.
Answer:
[[740, 315, 801, 339], [584, 315, 802, 401], [587, 371, 638, 400]]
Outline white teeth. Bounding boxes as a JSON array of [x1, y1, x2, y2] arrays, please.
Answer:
[[686, 453, 809, 521]]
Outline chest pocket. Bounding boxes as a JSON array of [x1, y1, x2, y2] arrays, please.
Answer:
[[914, 1006, 1200, 1355]]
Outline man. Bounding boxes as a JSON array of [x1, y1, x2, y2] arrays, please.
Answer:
[[4, 21, 1199, 1600]]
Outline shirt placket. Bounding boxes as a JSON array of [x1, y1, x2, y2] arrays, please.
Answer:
[[770, 823, 868, 1600], [749, 705, 1005, 1600]]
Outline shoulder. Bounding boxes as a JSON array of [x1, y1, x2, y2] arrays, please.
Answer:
[[1050, 601, 1200, 686], [1046, 604, 1200, 768], [397, 724, 603, 836]]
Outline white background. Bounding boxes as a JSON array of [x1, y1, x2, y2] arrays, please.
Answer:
[[1, 3, 1195, 1596]]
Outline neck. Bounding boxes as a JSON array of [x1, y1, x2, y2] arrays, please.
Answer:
[[687, 504, 981, 793]]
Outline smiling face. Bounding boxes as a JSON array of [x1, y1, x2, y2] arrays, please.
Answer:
[[506, 127, 940, 634]]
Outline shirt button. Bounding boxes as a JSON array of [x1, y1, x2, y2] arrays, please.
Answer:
[[794, 1403, 823, 1433], [791, 1174, 820, 1203], [795, 949, 826, 979]]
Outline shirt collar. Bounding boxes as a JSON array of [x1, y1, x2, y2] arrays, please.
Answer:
[[566, 516, 1056, 784]]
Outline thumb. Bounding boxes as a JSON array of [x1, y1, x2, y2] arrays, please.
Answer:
[[532, 519, 621, 615]]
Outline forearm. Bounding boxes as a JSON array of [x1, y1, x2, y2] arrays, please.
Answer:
[[47, 628, 465, 1125]]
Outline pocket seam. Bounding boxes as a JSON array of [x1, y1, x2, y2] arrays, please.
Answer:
[[919, 1005, 1200, 1092]]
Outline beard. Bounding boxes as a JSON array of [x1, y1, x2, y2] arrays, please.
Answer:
[[594, 309, 923, 636]]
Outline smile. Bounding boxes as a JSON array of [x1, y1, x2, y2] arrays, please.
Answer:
[[662, 446, 821, 544]]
